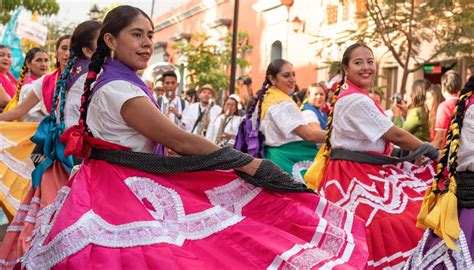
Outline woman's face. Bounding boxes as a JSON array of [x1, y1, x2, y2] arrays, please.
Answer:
[[270, 63, 296, 94], [0, 47, 12, 74], [57, 38, 71, 71], [106, 14, 154, 71], [309, 87, 326, 109], [343, 47, 376, 91], [224, 98, 237, 115], [28, 51, 49, 78], [425, 91, 434, 111]]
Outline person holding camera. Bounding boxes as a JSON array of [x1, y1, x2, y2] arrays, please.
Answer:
[[237, 75, 254, 111], [392, 79, 431, 142]]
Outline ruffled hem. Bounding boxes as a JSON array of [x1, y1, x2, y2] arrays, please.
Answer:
[[22, 160, 369, 269], [404, 208, 474, 269], [320, 159, 436, 269]]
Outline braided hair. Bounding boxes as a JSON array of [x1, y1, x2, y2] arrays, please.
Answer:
[[50, 20, 102, 124], [247, 59, 291, 122], [432, 76, 474, 195], [10, 48, 46, 103], [324, 43, 374, 152], [78, 6, 153, 132]]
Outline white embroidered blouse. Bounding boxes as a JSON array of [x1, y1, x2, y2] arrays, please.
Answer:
[[87, 80, 155, 153], [331, 93, 394, 153], [259, 101, 317, 147]]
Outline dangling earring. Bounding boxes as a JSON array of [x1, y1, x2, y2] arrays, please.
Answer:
[[110, 50, 115, 60], [342, 75, 349, 90]]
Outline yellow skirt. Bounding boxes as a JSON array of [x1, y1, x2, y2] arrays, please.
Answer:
[[0, 121, 38, 220]]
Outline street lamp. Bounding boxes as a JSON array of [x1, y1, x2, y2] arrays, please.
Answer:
[[90, 5, 101, 21]]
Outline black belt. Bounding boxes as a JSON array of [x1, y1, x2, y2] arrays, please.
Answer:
[[456, 171, 474, 208], [331, 143, 439, 165], [89, 147, 314, 194]]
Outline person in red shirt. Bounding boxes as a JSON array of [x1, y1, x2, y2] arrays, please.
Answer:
[[432, 70, 462, 148]]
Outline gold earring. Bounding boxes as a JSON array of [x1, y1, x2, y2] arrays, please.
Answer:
[[110, 50, 115, 59]]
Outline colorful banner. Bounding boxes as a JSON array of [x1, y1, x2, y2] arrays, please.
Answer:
[[1, 10, 24, 79]]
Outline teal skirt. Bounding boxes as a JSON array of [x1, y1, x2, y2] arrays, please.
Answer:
[[264, 141, 318, 183]]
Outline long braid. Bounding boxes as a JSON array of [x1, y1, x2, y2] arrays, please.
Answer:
[[78, 41, 108, 132], [13, 64, 28, 102], [304, 75, 344, 190], [50, 50, 75, 124], [324, 77, 344, 152], [418, 77, 474, 249], [3, 64, 28, 112], [253, 80, 270, 127], [445, 83, 473, 190]]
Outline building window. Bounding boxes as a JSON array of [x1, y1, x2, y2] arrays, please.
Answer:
[[326, 4, 338, 25], [383, 67, 398, 109], [271, 41, 282, 61]]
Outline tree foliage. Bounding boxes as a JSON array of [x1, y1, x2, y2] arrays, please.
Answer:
[[0, 0, 59, 24], [317, 0, 474, 93], [172, 31, 252, 97]]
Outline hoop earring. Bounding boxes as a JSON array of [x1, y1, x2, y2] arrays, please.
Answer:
[[110, 50, 115, 60]]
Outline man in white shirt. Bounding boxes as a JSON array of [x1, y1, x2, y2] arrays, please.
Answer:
[[159, 71, 187, 128], [182, 84, 222, 135]]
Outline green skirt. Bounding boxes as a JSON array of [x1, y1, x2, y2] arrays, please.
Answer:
[[264, 141, 318, 183]]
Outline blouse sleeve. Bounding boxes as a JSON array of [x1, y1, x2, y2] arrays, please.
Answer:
[[267, 101, 307, 135], [93, 81, 148, 118], [30, 76, 45, 100], [346, 95, 394, 142], [301, 110, 319, 125]]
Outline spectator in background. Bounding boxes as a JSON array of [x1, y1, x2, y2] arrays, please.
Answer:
[[185, 88, 198, 104], [425, 84, 444, 141], [432, 70, 462, 148], [466, 64, 474, 82], [181, 84, 221, 135], [153, 80, 165, 100], [160, 70, 187, 128], [0, 45, 16, 108], [393, 79, 431, 142], [301, 83, 328, 130], [291, 87, 307, 107], [368, 88, 383, 106]]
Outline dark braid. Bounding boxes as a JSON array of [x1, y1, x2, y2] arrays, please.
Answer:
[[50, 50, 75, 124], [433, 76, 474, 194], [12, 64, 28, 102], [78, 42, 108, 131], [246, 80, 270, 126], [324, 77, 344, 152]]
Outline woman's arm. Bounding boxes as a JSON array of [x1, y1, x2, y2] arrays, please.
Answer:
[[0, 91, 39, 121], [0, 86, 11, 107], [121, 97, 261, 175], [382, 125, 423, 151], [293, 123, 326, 143]]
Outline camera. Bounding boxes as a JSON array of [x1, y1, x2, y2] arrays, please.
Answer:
[[238, 76, 252, 86], [391, 93, 404, 104]]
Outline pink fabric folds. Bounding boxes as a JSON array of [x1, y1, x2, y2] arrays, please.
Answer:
[[0, 72, 17, 98], [41, 69, 60, 114], [22, 159, 369, 269]]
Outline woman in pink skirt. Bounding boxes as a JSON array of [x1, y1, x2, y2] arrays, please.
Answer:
[[21, 5, 369, 269]]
